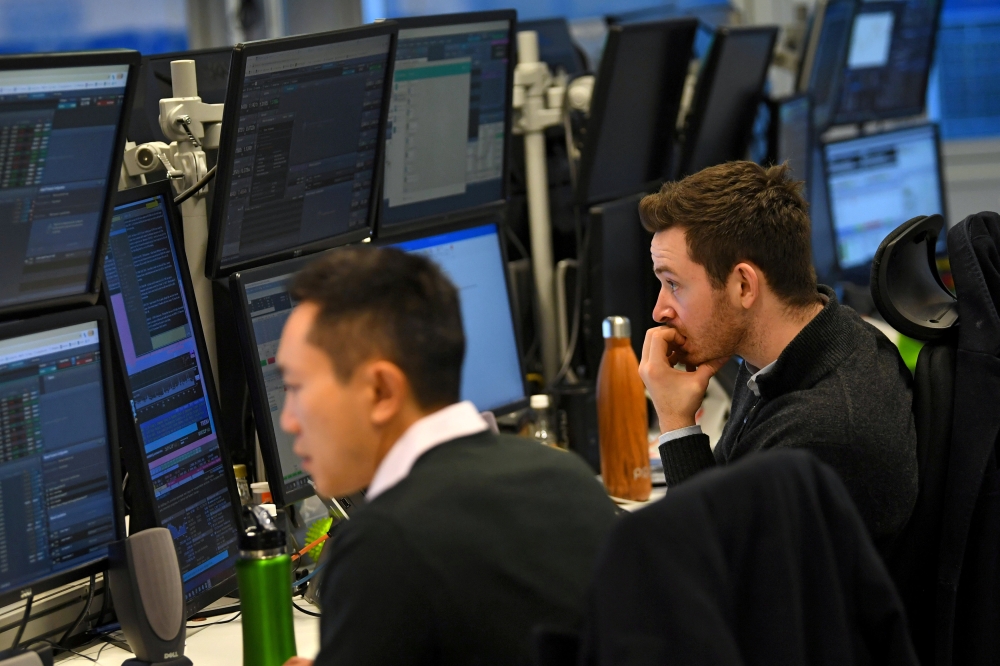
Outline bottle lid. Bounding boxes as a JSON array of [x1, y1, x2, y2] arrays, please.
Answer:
[[240, 505, 286, 552], [233, 464, 247, 479], [530, 394, 550, 409], [250, 481, 270, 492], [602, 316, 631, 339]]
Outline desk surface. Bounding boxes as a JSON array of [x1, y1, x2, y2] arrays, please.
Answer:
[[60, 600, 321, 666]]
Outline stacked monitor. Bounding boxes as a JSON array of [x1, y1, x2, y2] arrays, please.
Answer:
[[822, 123, 945, 281], [0, 309, 124, 605], [104, 182, 243, 615], [833, 0, 941, 125], [207, 24, 396, 277], [798, 0, 854, 131], [382, 222, 527, 413], [0, 52, 138, 318], [575, 19, 697, 205], [378, 11, 514, 235], [0, 52, 136, 622], [769, 94, 812, 189], [679, 26, 778, 177]]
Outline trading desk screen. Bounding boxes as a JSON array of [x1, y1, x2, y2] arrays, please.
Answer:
[[776, 96, 811, 187], [380, 20, 511, 229], [105, 194, 239, 609], [389, 224, 525, 412], [801, 0, 854, 130], [0, 321, 118, 597], [824, 124, 943, 270], [213, 34, 391, 275], [240, 271, 310, 502], [834, 0, 940, 124], [0, 65, 129, 312]]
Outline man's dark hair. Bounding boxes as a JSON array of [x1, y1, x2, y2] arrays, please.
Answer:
[[639, 161, 818, 308], [291, 246, 465, 409]]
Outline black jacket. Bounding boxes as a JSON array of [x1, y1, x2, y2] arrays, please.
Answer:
[[314, 430, 620, 666], [659, 285, 918, 548], [579, 450, 918, 666], [939, 211, 1000, 666]]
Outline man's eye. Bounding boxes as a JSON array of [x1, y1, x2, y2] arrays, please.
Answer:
[[667, 280, 678, 293]]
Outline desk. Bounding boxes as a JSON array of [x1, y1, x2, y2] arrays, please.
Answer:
[[59, 600, 321, 666]]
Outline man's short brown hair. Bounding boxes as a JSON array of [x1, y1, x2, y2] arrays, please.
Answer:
[[291, 246, 465, 409], [639, 161, 818, 307]]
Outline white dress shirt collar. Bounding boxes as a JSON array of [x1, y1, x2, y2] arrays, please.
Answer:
[[746, 360, 777, 398], [366, 401, 489, 500]]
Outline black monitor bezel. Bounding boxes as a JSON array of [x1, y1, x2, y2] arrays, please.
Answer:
[[229, 250, 328, 508], [0, 305, 126, 608], [821, 122, 948, 285], [206, 23, 399, 280], [516, 17, 587, 76], [375, 214, 530, 415], [679, 25, 778, 178], [106, 180, 243, 616], [767, 92, 813, 187], [129, 46, 234, 145], [0, 50, 141, 321], [575, 17, 699, 206], [373, 10, 517, 240], [830, 0, 942, 126]]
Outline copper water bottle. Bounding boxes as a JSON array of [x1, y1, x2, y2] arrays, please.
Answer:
[[596, 316, 652, 501]]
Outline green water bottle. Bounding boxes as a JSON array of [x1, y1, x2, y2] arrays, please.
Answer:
[[237, 506, 297, 666]]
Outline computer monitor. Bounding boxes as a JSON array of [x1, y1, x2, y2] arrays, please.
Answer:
[[833, 0, 941, 125], [0, 51, 139, 319], [679, 26, 778, 177], [518, 18, 587, 76], [128, 47, 233, 146], [207, 24, 396, 278], [229, 253, 316, 507], [576, 19, 698, 205], [105, 181, 242, 617], [798, 0, 855, 131], [377, 11, 515, 235], [383, 220, 527, 412], [584, 194, 658, 374], [0, 306, 124, 605], [822, 124, 945, 282], [768, 94, 812, 188]]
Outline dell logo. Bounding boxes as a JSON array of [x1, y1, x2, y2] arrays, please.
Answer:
[[164, 652, 179, 659]]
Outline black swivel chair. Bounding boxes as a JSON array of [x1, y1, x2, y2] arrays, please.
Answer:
[[870, 213, 958, 665]]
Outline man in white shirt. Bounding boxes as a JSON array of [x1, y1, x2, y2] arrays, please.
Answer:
[[277, 246, 618, 666]]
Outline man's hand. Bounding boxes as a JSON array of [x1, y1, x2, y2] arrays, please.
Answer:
[[638, 327, 729, 434], [283, 658, 313, 666]]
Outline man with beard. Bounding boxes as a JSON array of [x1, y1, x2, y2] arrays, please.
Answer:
[[637, 161, 918, 549]]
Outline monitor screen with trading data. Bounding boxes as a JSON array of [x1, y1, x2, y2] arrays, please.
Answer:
[[387, 223, 526, 412], [771, 95, 812, 187], [105, 186, 241, 615], [208, 25, 394, 277], [833, 0, 940, 125], [231, 260, 312, 507], [379, 13, 513, 233], [823, 124, 944, 273], [0, 310, 122, 604], [0, 53, 137, 316], [798, 0, 854, 131]]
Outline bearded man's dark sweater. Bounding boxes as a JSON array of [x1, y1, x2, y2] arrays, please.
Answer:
[[658, 285, 918, 548]]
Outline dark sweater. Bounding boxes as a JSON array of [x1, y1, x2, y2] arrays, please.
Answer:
[[316, 431, 620, 666], [659, 285, 918, 547]]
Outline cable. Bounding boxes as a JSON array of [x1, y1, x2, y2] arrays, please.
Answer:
[[550, 205, 589, 386], [189, 604, 241, 619], [173, 165, 217, 206], [12, 595, 33, 649], [59, 574, 96, 646], [186, 611, 240, 629], [30, 639, 98, 663], [292, 601, 321, 618], [291, 534, 329, 562], [292, 562, 327, 591]]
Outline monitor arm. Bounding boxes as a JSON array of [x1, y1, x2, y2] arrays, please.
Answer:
[[513, 30, 568, 383], [120, 60, 223, 388]]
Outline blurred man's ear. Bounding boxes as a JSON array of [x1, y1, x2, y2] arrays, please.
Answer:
[[363, 359, 411, 427]]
